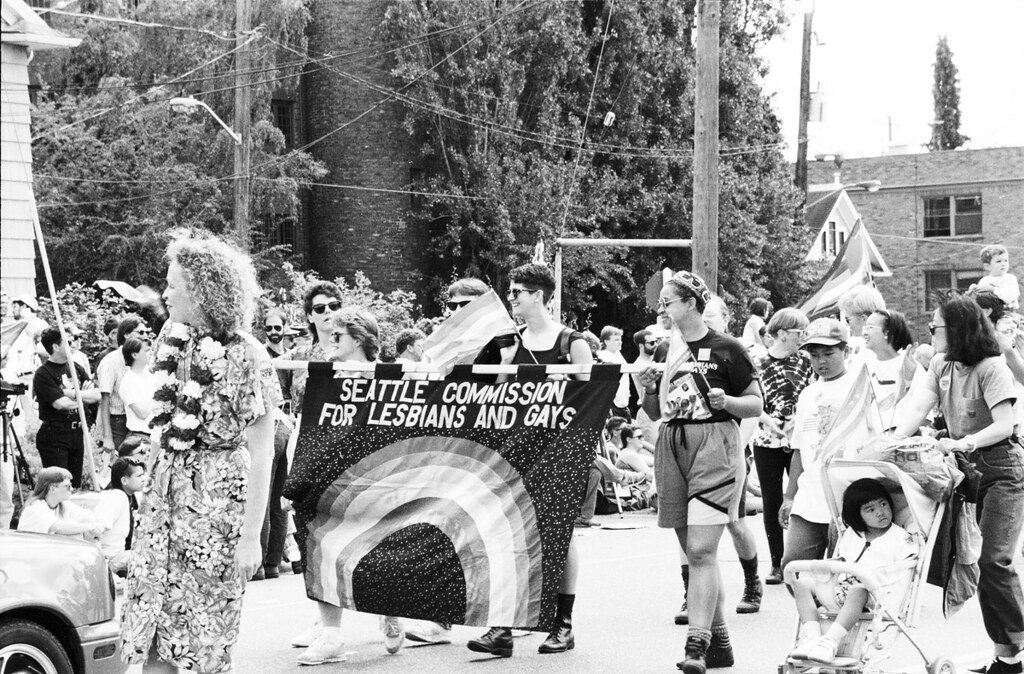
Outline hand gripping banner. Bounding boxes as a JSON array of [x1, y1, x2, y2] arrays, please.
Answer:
[[282, 363, 620, 631]]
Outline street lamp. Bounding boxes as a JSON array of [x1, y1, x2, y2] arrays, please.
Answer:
[[805, 180, 881, 208], [169, 97, 242, 146]]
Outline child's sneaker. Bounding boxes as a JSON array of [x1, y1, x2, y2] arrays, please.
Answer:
[[296, 632, 346, 666], [804, 636, 839, 663]]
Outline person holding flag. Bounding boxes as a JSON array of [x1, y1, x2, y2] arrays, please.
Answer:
[[637, 271, 763, 673]]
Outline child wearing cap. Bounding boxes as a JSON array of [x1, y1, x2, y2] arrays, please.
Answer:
[[779, 318, 883, 574]]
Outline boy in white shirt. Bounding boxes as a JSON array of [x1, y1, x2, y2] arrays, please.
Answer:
[[977, 244, 1020, 310]]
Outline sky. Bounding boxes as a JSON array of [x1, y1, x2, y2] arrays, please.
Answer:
[[760, 0, 1024, 161]]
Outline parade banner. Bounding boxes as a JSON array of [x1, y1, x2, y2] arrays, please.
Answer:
[[283, 363, 620, 631]]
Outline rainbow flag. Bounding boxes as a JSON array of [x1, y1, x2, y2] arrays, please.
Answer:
[[817, 362, 883, 462], [799, 219, 876, 319], [421, 290, 518, 374], [283, 364, 620, 630]]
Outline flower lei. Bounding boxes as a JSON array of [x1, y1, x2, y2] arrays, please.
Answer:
[[150, 322, 230, 452]]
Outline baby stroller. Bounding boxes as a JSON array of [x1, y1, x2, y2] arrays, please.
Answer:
[[780, 457, 957, 674]]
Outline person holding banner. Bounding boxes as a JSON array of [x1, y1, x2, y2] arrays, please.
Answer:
[[120, 233, 280, 674], [467, 262, 593, 658], [293, 306, 407, 665], [637, 271, 763, 674]]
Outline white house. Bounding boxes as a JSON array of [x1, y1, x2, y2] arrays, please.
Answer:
[[804, 183, 892, 278], [1, 0, 78, 300]]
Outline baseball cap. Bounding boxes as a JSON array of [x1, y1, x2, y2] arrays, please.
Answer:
[[669, 271, 712, 306], [13, 295, 39, 312], [801, 318, 850, 348]]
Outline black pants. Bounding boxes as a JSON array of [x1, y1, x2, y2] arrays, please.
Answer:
[[260, 444, 290, 569], [752, 444, 792, 567], [36, 423, 85, 488]]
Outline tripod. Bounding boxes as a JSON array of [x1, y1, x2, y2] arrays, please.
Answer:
[[1, 393, 35, 514]]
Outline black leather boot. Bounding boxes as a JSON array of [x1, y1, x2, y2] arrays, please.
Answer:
[[467, 627, 513, 657], [677, 634, 710, 673], [538, 593, 575, 654]]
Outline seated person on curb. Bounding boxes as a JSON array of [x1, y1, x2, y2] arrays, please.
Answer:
[[17, 467, 103, 539], [615, 425, 655, 477], [576, 454, 649, 527], [94, 457, 147, 575], [788, 478, 918, 663]]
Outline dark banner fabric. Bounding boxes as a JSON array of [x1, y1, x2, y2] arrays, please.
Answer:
[[282, 363, 619, 631]]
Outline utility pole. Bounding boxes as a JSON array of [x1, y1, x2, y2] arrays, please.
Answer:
[[794, 6, 814, 195], [234, 0, 252, 251], [693, 0, 720, 290]]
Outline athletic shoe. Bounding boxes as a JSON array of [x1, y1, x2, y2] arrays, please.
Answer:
[[381, 615, 404, 654], [804, 636, 839, 664], [296, 633, 346, 666], [405, 621, 452, 645], [969, 659, 1024, 673], [788, 633, 820, 660], [291, 622, 323, 649]]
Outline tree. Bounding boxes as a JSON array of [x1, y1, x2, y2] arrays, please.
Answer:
[[28, 0, 326, 291], [378, 0, 810, 331], [928, 35, 969, 151]]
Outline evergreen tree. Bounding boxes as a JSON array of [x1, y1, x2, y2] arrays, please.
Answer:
[[928, 35, 969, 151]]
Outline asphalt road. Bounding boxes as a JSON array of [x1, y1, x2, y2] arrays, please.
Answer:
[[231, 511, 989, 673]]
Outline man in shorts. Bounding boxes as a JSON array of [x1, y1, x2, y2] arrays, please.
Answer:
[[639, 271, 763, 673]]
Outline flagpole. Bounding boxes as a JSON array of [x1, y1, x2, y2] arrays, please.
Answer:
[[273, 360, 663, 376]]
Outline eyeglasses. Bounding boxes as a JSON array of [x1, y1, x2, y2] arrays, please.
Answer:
[[928, 322, 946, 335], [507, 288, 540, 300], [311, 300, 342, 315], [657, 297, 685, 309], [644, 340, 658, 346], [264, 325, 284, 332], [446, 300, 472, 311], [780, 328, 806, 337]]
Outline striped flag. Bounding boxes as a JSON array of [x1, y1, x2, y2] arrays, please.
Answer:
[[421, 290, 519, 374], [799, 219, 875, 319], [817, 362, 884, 463]]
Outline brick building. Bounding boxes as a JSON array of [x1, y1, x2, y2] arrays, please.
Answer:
[[807, 146, 1024, 337], [296, 0, 430, 291]]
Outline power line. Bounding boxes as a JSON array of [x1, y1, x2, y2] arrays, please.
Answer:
[[41, 8, 243, 41], [559, 0, 616, 231]]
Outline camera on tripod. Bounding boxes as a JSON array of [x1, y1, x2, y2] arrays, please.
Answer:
[[0, 379, 29, 400]]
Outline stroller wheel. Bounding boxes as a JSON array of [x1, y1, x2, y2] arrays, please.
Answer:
[[927, 656, 956, 674]]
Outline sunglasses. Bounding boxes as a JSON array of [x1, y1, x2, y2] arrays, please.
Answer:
[[507, 288, 539, 300], [311, 300, 342, 315], [264, 325, 284, 332], [446, 300, 472, 312], [644, 339, 658, 346], [928, 322, 945, 335]]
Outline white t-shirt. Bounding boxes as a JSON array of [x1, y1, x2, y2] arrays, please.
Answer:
[[93, 489, 132, 557], [791, 369, 866, 523], [867, 355, 903, 427], [833, 522, 919, 608], [119, 369, 156, 433], [597, 349, 630, 409], [979, 273, 1020, 309], [17, 499, 95, 538]]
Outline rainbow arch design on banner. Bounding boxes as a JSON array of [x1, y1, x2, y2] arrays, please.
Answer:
[[306, 436, 544, 627]]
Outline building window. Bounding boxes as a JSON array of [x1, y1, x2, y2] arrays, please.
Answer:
[[820, 221, 846, 257], [271, 99, 295, 149], [262, 214, 297, 250], [924, 269, 984, 310], [923, 194, 982, 237]]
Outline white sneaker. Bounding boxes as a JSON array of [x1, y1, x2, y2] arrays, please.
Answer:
[[381, 615, 404, 654], [805, 636, 839, 663], [296, 632, 346, 666], [405, 621, 452, 645], [291, 621, 323, 649], [789, 633, 819, 660]]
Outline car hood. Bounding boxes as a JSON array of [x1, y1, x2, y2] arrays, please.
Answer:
[[0, 530, 115, 626]]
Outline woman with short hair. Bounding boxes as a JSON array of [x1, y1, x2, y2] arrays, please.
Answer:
[[896, 293, 1023, 673], [861, 309, 917, 428], [17, 466, 102, 538], [751, 307, 813, 584]]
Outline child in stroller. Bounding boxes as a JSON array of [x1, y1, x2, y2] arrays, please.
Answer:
[[788, 478, 919, 663]]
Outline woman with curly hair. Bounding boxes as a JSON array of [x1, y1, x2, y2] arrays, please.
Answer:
[[121, 232, 282, 674]]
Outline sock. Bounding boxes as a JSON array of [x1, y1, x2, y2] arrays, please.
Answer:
[[739, 555, 759, 581], [798, 622, 821, 640], [681, 564, 690, 592], [999, 655, 1022, 664], [556, 593, 575, 622], [823, 623, 847, 645], [686, 627, 712, 654], [710, 621, 731, 650]]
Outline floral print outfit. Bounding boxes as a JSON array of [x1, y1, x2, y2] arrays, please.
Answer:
[[121, 323, 281, 673]]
